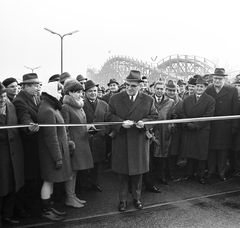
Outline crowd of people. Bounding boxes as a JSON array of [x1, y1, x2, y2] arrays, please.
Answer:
[[1, 67, 240, 225]]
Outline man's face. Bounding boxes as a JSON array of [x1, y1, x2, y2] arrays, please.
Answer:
[[196, 84, 206, 95], [109, 83, 118, 92], [213, 76, 224, 88], [179, 85, 186, 93], [143, 79, 149, 88], [125, 82, 140, 96], [166, 88, 176, 98], [188, 84, 196, 94], [233, 83, 240, 97], [79, 79, 87, 89], [0, 92, 7, 107], [85, 86, 98, 100], [98, 90, 103, 98], [154, 84, 165, 97], [6, 81, 19, 97], [24, 84, 40, 96]]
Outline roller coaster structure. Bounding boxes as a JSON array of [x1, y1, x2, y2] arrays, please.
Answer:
[[87, 54, 216, 86]]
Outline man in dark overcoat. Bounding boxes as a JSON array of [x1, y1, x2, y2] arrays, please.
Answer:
[[12, 73, 41, 204], [106, 70, 158, 211], [205, 68, 239, 181], [0, 83, 24, 225], [83, 80, 108, 192], [179, 77, 215, 184]]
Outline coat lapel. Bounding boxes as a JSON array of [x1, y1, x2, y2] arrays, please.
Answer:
[[19, 91, 38, 112]]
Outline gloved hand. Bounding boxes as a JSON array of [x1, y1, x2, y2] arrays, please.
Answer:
[[171, 113, 177, 119], [68, 140, 75, 156], [186, 123, 196, 131], [55, 159, 63, 170], [171, 124, 177, 133], [136, 120, 144, 129]]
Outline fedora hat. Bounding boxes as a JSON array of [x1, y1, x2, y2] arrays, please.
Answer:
[[60, 72, 71, 84], [48, 74, 60, 83], [19, 73, 40, 85], [232, 78, 240, 85], [212, 68, 227, 76], [188, 77, 197, 85], [195, 77, 208, 86], [107, 78, 119, 86], [84, 80, 99, 91], [76, 74, 87, 82], [177, 79, 186, 86], [124, 70, 143, 83], [166, 80, 177, 89], [0, 82, 8, 94]]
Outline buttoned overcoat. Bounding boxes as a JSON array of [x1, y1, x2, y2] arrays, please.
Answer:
[[13, 90, 40, 180], [83, 98, 108, 163], [37, 94, 72, 182], [61, 95, 93, 170], [205, 84, 239, 150], [180, 92, 215, 160], [106, 91, 158, 175], [0, 102, 24, 196]]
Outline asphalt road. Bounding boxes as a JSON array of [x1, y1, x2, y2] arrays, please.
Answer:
[[7, 164, 240, 228]]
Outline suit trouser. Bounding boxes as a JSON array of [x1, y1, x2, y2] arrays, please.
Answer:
[[89, 162, 99, 186], [0, 192, 15, 218], [185, 158, 206, 178], [117, 173, 142, 202], [207, 149, 229, 176]]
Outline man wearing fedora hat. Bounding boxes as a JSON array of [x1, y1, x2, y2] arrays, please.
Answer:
[[102, 78, 119, 104], [177, 79, 186, 99], [205, 68, 239, 181], [106, 70, 158, 211], [76, 74, 87, 89], [12, 73, 42, 207], [179, 77, 215, 184], [83, 80, 108, 193]]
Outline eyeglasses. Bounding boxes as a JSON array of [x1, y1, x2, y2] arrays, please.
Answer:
[[125, 83, 138, 88]]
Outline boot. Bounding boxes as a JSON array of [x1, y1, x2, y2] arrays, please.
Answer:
[[65, 194, 84, 208], [72, 174, 86, 204], [41, 199, 64, 222], [50, 194, 66, 216]]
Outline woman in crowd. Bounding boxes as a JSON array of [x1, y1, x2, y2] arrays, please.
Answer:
[[61, 79, 94, 208], [0, 82, 24, 226], [37, 82, 72, 222]]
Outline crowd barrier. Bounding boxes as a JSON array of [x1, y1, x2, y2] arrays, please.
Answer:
[[0, 115, 240, 130]]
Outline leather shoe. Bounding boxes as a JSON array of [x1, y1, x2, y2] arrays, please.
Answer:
[[15, 209, 30, 218], [3, 217, 19, 224], [158, 178, 168, 185], [198, 177, 205, 184], [220, 176, 227, 182], [133, 199, 143, 210], [92, 184, 102, 192], [118, 201, 127, 212], [146, 186, 161, 193]]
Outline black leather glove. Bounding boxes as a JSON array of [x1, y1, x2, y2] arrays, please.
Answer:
[[186, 123, 196, 131], [55, 159, 63, 170], [171, 113, 177, 119]]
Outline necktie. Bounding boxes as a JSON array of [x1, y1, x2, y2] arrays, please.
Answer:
[[130, 96, 134, 103]]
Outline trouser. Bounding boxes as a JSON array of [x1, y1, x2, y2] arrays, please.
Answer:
[[143, 159, 155, 189], [0, 192, 15, 218], [89, 162, 99, 186], [228, 150, 240, 173], [185, 158, 206, 178], [207, 149, 229, 176], [117, 174, 142, 202]]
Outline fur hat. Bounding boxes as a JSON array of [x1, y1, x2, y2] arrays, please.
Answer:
[[64, 79, 83, 95], [2, 77, 18, 87]]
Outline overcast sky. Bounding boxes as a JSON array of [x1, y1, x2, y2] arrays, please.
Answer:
[[1, 0, 240, 83]]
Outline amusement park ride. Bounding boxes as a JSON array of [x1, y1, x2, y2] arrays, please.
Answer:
[[87, 54, 216, 86]]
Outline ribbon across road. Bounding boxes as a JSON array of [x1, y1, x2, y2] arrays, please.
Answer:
[[0, 115, 240, 130]]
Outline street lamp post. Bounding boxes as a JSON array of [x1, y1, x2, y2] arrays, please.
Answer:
[[44, 28, 79, 74], [24, 66, 41, 72]]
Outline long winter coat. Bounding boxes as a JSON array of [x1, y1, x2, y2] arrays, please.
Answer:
[[37, 94, 72, 182], [180, 92, 215, 160], [61, 95, 93, 170], [153, 95, 174, 157], [106, 91, 158, 175], [0, 102, 24, 196], [83, 98, 108, 163], [13, 90, 40, 180], [232, 99, 240, 151], [168, 94, 183, 156], [205, 84, 239, 150]]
